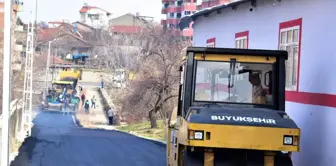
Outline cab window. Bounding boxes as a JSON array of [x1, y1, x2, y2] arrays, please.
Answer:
[[194, 61, 273, 105]]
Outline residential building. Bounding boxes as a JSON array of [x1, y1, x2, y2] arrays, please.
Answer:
[[196, 0, 232, 10], [180, 0, 336, 166], [72, 21, 96, 33], [0, 0, 24, 70], [109, 13, 149, 35], [161, 0, 234, 37], [161, 0, 196, 36], [48, 19, 70, 28], [36, 22, 94, 65], [79, 3, 111, 29]]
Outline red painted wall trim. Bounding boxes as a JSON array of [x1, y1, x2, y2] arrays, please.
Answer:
[[235, 30, 249, 48], [286, 91, 336, 108], [278, 18, 303, 92], [206, 37, 216, 45]]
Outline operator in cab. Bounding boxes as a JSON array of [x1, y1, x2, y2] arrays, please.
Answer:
[[249, 72, 266, 104]]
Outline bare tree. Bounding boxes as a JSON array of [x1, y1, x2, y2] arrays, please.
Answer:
[[121, 26, 190, 128], [89, 29, 141, 70]]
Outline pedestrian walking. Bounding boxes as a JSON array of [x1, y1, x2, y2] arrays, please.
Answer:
[[91, 95, 96, 109], [73, 96, 79, 112], [63, 98, 69, 115], [107, 107, 114, 125], [81, 93, 85, 106], [84, 100, 90, 114], [101, 79, 104, 89]]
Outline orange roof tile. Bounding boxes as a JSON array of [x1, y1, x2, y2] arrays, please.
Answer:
[[40, 55, 73, 65], [79, 5, 111, 14]]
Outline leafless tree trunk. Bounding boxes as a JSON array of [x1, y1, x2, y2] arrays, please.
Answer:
[[117, 25, 190, 128]]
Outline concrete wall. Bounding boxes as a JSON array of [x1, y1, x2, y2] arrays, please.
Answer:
[[192, 0, 336, 166], [109, 14, 146, 27]]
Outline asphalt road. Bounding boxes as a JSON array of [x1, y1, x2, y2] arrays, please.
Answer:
[[10, 111, 166, 166], [78, 82, 101, 87]]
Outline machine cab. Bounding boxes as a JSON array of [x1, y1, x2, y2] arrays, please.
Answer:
[[177, 47, 288, 117]]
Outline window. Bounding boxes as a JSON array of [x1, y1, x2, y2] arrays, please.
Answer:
[[278, 18, 302, 91], [194, 61, 274, 105], [169, 13, 174, 18], [206, 38, 216, 47], [184, 11, 191, 15], [176, 13, 182, 18], [88, 14, 99, 20], [235, 31, 249, 49], [81, 14, 86, 22]]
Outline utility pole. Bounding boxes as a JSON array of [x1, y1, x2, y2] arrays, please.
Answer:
[[21, 0, 37, 139], [1, 0, 12, 165], [44, 40, 53, 92]]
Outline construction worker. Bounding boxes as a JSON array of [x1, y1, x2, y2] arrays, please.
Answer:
[[72, 96, 79, 112], [107, 107, 114, 125], [84, 100, 90, 114], [81, 93, 85, 106], [63, 98, 69, 115], [248, 72, 266, 104], [91, 95, 96, 109]]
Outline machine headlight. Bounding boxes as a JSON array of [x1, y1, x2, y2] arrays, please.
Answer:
[[188, 130, 204, 140], [194, 131, 203, 140], [283, 136, 293, 145]]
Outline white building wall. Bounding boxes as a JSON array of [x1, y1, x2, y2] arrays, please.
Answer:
[[81, 8, 110, 29], [192, 0, 336, 166]]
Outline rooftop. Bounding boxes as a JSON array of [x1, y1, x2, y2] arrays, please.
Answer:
[[79, 3, 111, 15], [179, 0, 248, 29]]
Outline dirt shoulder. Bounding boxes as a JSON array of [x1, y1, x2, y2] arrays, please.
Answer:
[[116, 120, 166, 141]]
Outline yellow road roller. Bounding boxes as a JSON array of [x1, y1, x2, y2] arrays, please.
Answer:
[[166, 47, 300, 166]]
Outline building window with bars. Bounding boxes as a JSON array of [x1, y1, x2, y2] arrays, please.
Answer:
[[278, 17, 302, 91], [279, 27, 300, 90], [206, 38, 216, 47], [235, 31, 249, 49]]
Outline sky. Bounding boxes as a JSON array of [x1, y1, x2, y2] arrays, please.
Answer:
[[14, 0, 163, 23]]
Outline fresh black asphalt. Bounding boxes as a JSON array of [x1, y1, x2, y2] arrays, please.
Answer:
[[10, 111, 166, 166]]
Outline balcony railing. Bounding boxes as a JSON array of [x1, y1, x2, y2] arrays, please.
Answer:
[[161, 8, 168, 14], [12, 61, 22, 71], [15, 25, 24, 32], [161, 19, 167, 25], [14, 44, 23, 51]]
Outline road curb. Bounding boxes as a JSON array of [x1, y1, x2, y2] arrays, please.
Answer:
[[115, 129, 167, 147]]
